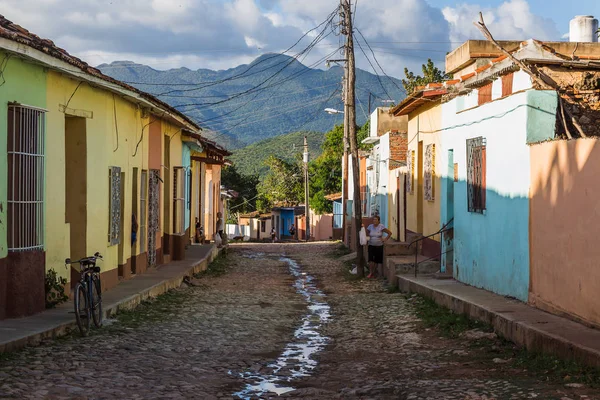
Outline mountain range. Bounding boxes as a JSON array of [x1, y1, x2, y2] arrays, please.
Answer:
[[98, 54, 405, 150]]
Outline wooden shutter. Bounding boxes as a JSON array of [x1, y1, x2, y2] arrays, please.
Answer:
[[502, 73, 514, 97], [478, 83, 492, 105]]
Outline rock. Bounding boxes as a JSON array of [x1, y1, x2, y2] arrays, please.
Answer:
[[565, 383, 585, 388], [461, 329, 497, 340], [579, 115, 592, 125], [492, 358, 512, 364], [338, 252, 357, 262]]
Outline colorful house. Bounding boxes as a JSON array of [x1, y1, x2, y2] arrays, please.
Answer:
[[390, 89, 445, 259], [0, 16, 228, 320], [437, 38, 600, 308]]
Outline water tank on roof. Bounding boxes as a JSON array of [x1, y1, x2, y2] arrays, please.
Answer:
[[569, 15, 598, 43]]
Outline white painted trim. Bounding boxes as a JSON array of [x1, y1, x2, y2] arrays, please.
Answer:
[[0, 37, 199, 132]]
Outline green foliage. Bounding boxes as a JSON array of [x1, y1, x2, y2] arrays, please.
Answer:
[[401, 59, 450, 94], [221, 164, 258, 219], [230, 131, 325, 178], [45, 269, 68, 309], [308, 121, 370, 214], [99, 55, 405, 149], [257, 156, 303, 210]]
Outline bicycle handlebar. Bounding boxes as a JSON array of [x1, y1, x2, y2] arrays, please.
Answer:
[[65, 252, 103, 265]]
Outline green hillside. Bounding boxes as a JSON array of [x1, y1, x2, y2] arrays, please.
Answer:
[[230, 131, 326, 178], [98, 54, 404, 149]]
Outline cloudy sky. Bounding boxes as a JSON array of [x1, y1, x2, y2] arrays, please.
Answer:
[[0, 0, 597, 77]]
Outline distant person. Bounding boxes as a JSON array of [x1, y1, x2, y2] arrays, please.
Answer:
[[270, 227, 277, 243], [195, 217, 205, 244], [216, 212, 224, 238], [289, 224, 296, 237], [131, 214, 138, 247], [366, 215, 392, 279]]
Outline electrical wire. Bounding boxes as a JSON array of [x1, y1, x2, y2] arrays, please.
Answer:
[[112, 94, 119, 152], [355, 39, 394, 102], [171, 12, 339, 111], [65, 81, 84, 109], [154, 8, 340, 96]]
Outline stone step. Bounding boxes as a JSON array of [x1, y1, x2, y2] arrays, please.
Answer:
[[384, 255, 439, 285], [384, 240, 418, 256]]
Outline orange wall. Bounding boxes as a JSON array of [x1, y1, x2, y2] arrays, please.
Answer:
[[530, 138, 600, 327]]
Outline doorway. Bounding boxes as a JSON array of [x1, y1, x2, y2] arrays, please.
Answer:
[[163, 135, 171, 256], [417, 141, 424, 234], [443, 150, 455, 273], [131, 168, 138, 274], [65, 116, 87, 290]]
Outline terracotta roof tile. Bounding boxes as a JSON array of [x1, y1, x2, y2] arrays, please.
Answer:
[[460, 72, 476, 81], [491, 55, 508, 63], [444, 79, 461, 85], [475, 63, 492, 73], [427, 82, 443, 88]]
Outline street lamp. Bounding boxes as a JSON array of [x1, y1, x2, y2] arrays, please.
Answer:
[[324, 108, 344, 115]]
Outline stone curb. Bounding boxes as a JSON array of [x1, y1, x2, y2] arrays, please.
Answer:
[[0, 246, 221, 353], [397, 274, 600, 368]]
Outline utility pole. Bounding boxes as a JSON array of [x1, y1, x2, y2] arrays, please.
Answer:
[[341, 44, 349, 248], [341, 0, 364, 277], [303, 135, 310, 241], [368, 92, 372, 115]]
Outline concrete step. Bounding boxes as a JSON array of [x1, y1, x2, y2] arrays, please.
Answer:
[[384, 240, 418, 256], [384, 255, 441, 286]]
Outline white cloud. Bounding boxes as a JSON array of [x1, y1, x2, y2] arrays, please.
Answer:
[[0, 0, 561, 77], [442, 0, 560, 43]]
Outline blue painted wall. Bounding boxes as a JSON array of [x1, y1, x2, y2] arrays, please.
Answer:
[[279, 209, 295, 236], [440, 84, 554, 302]]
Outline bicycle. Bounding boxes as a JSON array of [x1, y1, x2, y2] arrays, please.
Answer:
[[65, 252, 103, 336]]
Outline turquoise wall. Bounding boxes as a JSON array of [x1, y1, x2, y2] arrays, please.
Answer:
[[440, 89, 555, 302], [526, 90, 558, 144], [0, 52, 47, 258]]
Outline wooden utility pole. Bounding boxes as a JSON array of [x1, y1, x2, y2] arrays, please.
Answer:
[[304, 135, 310, 241], [342, 0, 364, 276], [341, 45, 349, 247]]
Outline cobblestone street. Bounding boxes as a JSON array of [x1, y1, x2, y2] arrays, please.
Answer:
[[1, 242, 599, 399]]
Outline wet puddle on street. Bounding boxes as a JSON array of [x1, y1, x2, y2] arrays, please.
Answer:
[[233, 254, 331, 398]]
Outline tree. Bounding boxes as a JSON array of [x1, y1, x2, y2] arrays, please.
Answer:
[[401, 58, 450, 94], [257, 156, 303, 211], [221, 165, 259, 222], [309, 122, 371, 214]]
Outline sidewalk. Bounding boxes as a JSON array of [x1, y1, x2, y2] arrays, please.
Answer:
[[0, 244, 220, 353], [397, 274, 600, 368]]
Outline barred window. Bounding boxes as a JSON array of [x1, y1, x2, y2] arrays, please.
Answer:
[[140, 170, 148, 252], [108, 166, 122, 245], [424, 144, 435, 201], [466, 137, 486, 213], [7, 104, 46, 251]]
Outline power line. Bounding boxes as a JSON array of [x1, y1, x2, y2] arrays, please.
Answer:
[[171, 21, 337, 110], [354, 38, 394, 101]]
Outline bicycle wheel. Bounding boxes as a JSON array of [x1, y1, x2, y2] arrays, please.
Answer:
[[91, 274, 103, 328], [74, 282, 90, 336]]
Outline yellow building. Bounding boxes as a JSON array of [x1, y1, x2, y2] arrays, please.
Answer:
[[0, 16, 227, 319], [390, 86, 445, 258]]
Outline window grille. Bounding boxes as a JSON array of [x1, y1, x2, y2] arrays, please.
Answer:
[[7, 104, 46, 252], [140, 170, 148, 253], [467, 137, 486, 213], [424, 144, 435, 201], [108, 166, 122, 245], [406, 149, 414, 194], [173, 168, 185, 235]]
